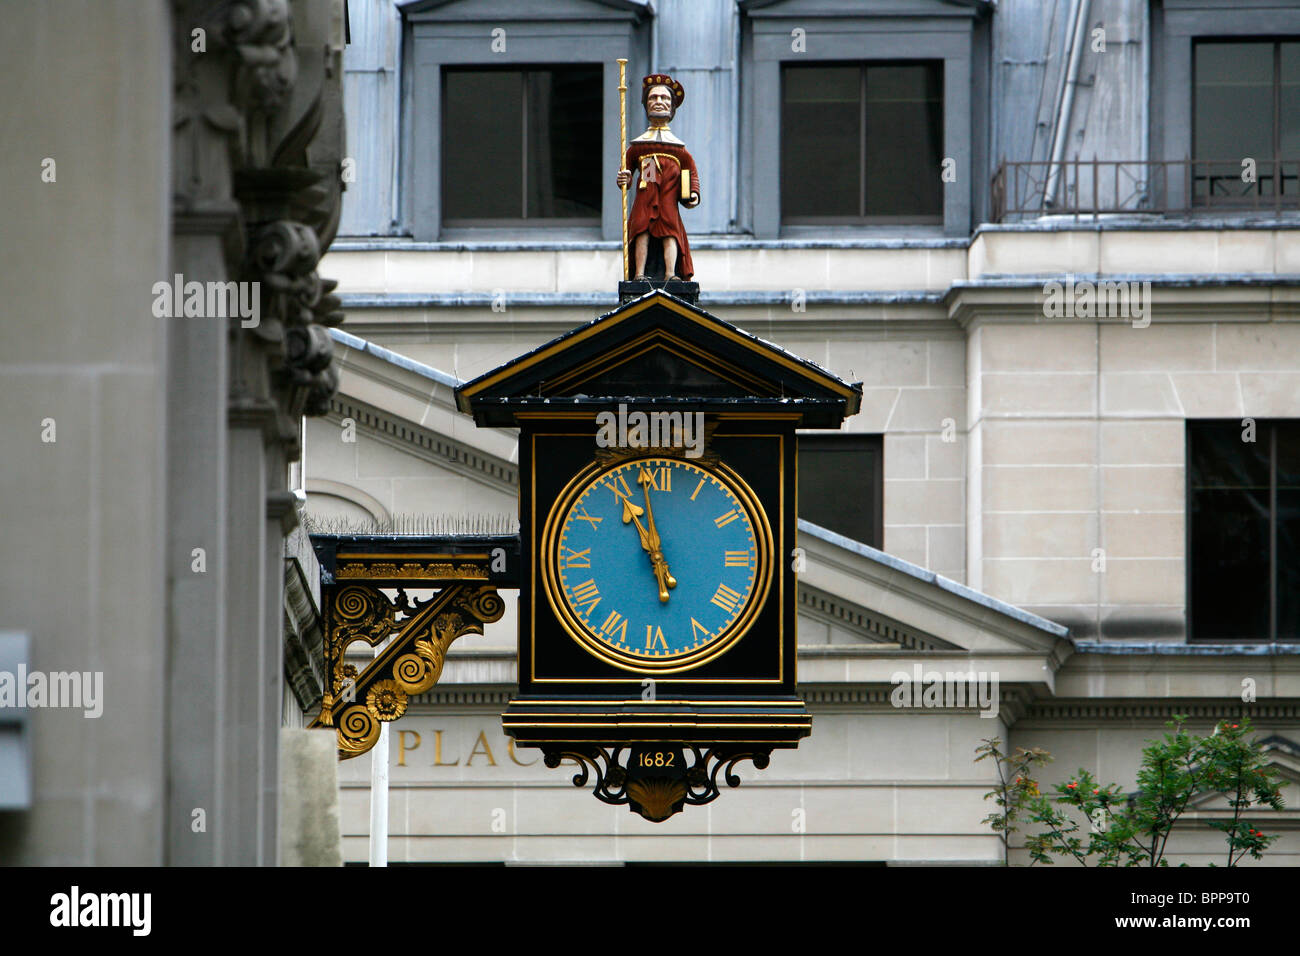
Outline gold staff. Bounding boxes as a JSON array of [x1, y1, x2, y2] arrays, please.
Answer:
[[617, 58, 628, 281]]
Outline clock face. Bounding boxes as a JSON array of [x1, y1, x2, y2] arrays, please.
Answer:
[[540, 456, 774, 673]]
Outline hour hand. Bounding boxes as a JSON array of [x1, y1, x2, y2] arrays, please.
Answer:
[[621, 496, 649, 544]]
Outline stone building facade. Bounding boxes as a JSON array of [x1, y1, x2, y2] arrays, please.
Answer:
[[303, 0, 1300, 865], [0, 0, 348, 865]]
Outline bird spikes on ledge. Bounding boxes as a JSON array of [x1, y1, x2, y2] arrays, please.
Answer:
[[304, 512, 519, 536]]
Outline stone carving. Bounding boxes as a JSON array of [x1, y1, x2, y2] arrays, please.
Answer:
[[172, 0, 347, 446]]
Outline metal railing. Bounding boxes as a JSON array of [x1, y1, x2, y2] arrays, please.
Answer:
[[991, 158, 1300, 223]]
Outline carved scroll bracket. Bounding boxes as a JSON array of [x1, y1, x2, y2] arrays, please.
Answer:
[[310, 582, 505, 759], [539, 745, 774, 823]]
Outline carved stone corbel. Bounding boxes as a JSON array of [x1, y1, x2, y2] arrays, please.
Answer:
[[172, 0, 348, 459]]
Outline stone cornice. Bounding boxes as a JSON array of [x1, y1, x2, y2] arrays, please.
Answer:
[[798, 584, 958, 651], [326, 394, 518, 495], [283, 555, 326, 714], [1019, 699, 1300, 726], [947, 277, 1300, 328]]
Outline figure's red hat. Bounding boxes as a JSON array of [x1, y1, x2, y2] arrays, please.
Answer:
[[641, 73, 685, 108]]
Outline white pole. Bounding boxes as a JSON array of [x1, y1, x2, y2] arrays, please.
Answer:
[[368, 639, 390, 867]]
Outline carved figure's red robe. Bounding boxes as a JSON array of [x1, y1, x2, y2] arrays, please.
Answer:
[[624, 140, 700, 280]]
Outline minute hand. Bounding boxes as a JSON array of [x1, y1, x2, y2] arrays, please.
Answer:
[[638, 468, 677, 602]]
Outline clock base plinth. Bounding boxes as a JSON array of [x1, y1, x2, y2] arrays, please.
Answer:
[[502, 696, 811, 747], [504, 697, 809, 821]]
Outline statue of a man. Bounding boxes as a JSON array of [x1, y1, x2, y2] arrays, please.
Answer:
[[616, 73, 700, 282]]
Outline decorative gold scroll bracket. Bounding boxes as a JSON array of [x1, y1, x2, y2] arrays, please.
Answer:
[[309, 581, 505, 758]]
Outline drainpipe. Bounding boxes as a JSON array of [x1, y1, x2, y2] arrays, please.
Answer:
[[731, 0, 741, 231], [1140, 0, 1151, 203], [1044, 0, 1091, 208], [650, 0, 658, 73]]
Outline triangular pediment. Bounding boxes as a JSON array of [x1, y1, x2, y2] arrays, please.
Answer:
[[456, 291, 861, 427], [1167, 736, 1300, 813], [559, 337, 760, 399], [798, 519, 1071, 658]]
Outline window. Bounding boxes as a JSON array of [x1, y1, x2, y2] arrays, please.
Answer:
[[798, 435, 883, 548], [1187, 420, 1300, 641], [781, 62, 944, 223], [404, 1, 645, 240], [1193, 40, 1300, 201], [442, 66, 602, 226]]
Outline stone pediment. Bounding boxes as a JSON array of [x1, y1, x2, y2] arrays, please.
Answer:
[[1182, 736, 1300, 812], [455, 290, 862, 428], [799, 520, 1070, 657]]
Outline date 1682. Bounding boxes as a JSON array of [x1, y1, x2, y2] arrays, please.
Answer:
[[636, 751, 675, 768]]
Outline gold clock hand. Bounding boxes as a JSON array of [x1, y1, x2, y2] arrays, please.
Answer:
[[610, 473, 674, 601], [638, 467, 677, 602], [616, 488, 652, 549]]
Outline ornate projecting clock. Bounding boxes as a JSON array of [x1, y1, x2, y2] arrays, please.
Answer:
[[542, 455, 773, 673], [455, 289, 860, 821]]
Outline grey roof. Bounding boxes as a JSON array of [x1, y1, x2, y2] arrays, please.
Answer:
[[328, 327, 460, 388], [798, 519, 1070, 638], [1072, 641, 1300, 656], [339, 290, 943, 309]]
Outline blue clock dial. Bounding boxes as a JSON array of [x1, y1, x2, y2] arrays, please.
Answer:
[[542, 456, 773, 672]]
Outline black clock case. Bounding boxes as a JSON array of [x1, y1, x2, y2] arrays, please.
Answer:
[[520, 416, 797, 697]]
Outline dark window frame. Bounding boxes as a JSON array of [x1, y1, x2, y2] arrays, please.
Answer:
[[440, 64, 604, 228], [741, 0, 981, 238], [1186, 418, 1300, 643], [403, 2, 646, 242], [1151, 0, 1300, 215], [779, 59, 945, 226], [797, 434, 884, 549], [1191, 37, 1300, 203]]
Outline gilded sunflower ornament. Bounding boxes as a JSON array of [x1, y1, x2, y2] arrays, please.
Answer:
[[366, 679, 408, 721]]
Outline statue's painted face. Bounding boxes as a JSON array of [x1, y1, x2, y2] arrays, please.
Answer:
[[646, 85, 674, 119]]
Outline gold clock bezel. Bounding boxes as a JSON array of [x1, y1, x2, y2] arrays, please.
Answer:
[[540, 455, 774, 674]]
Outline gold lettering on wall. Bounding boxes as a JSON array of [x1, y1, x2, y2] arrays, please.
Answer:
[[389, 725, 540, 770], [432, 729, 460, 766], [507, 738, 537, 767], [397, 730, 421, 767], [467, 730, 497, 767]]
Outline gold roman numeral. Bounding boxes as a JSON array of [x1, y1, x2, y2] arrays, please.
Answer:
[[690, 478, 706, 501], [645, 625, 667, 650], [710, 583, 742, 613], [600, 609, 628, 643], [561, 546, 591, 568], [690, 618, 711, 642], [605, 473, 634, 501], [573, 508, 602, 530], [714, 509, 739, 528], [640, 467, 671, 492], [724, 550, 751, 567], [570, 579, 601, 616]]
